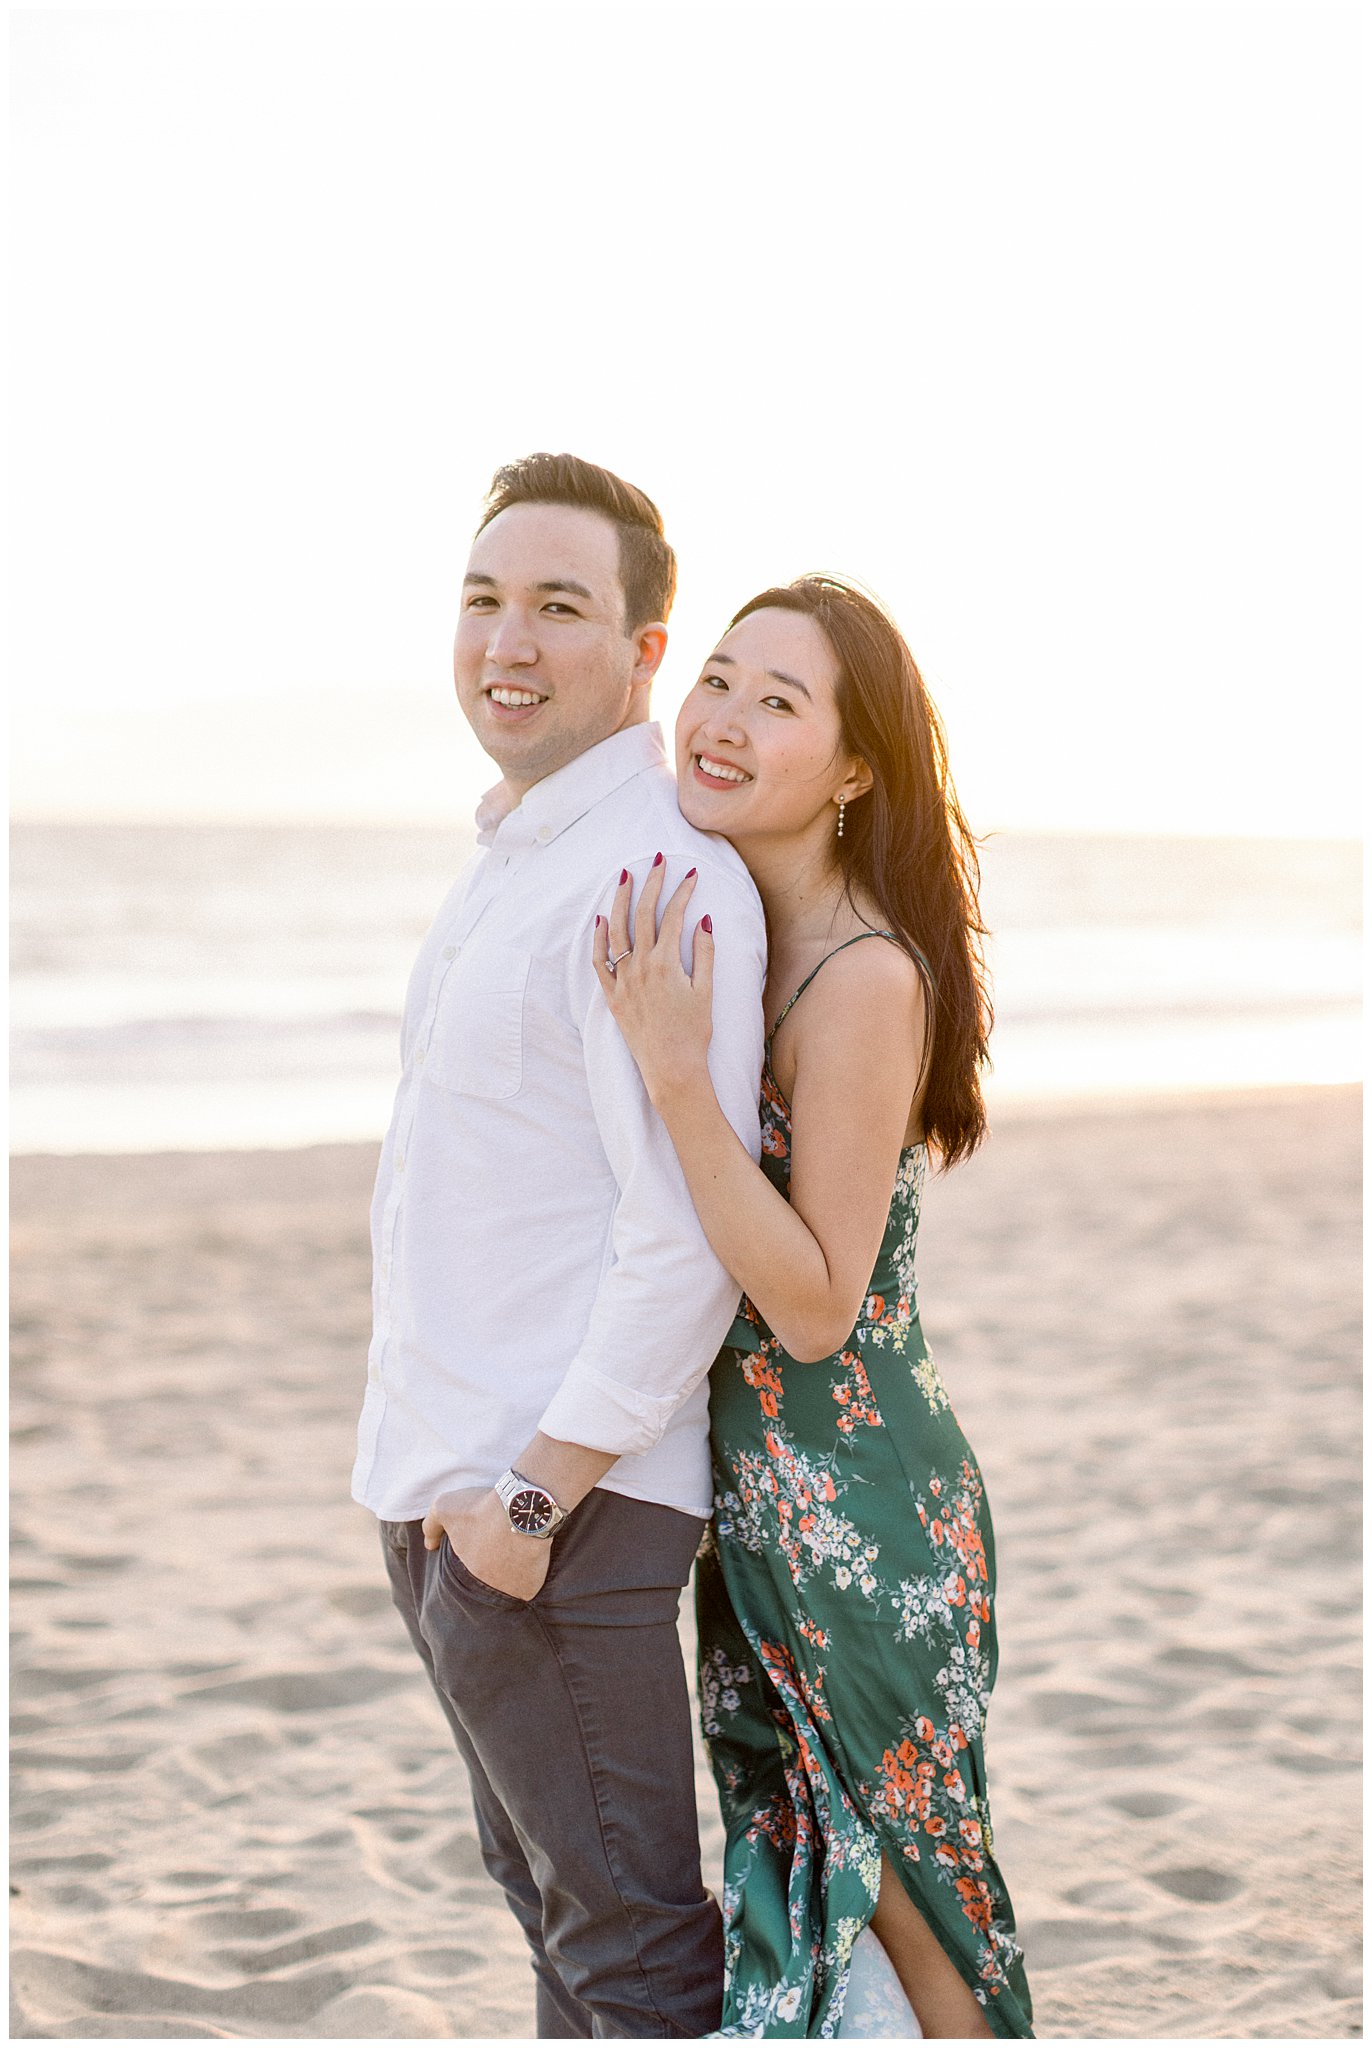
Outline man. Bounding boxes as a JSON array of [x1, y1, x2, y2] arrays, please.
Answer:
[[352, 453, 768, 2037]]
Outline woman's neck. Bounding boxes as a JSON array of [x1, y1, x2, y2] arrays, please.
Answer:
[[729, 827, 854, 950]]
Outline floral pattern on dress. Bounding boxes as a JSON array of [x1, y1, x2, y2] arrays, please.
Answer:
[[698, 992, 1033, 2040]]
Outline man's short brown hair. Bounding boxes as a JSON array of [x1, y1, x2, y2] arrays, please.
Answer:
[[477, 452, 677, 632]]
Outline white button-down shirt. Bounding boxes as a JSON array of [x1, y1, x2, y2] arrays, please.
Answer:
[[352, 723, 768, 1523]]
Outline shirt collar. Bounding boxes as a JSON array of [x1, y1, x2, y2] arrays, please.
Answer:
[[482, 723, 668, 851]]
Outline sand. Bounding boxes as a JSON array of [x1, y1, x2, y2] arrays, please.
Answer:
[[9, 1085, 1361, 2040]]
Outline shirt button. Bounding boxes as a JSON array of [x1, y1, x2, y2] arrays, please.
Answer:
[[442, 945, 457, 960], [394, 1152, 405, 1172], [536, 825, 553, 843], [415, 1049, 426, 1066]]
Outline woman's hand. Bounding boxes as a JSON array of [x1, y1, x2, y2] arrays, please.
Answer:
[[593, 857, 715, 1109]]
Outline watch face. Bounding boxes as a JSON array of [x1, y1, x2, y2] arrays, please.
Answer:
[[508, 1487, 554, 1535]]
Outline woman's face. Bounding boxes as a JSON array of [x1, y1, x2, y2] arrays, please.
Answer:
[[674, 607, 855, 843]]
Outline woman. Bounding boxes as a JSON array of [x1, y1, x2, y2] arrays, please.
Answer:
[[592, 577, 1033, 2039]]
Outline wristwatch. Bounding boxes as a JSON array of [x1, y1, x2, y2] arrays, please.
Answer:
[[494, 1467, 568, 1541]]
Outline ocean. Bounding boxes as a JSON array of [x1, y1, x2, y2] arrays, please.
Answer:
[[9, 824, 1361, 1155]]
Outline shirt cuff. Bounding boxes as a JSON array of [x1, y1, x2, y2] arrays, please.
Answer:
[[537, 1361, 685, 1459]]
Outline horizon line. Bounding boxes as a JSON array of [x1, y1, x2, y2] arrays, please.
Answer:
[[8, 811, 1362, 848]]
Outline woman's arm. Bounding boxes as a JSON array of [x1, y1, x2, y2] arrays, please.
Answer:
[[595, 866, 927, 1362]]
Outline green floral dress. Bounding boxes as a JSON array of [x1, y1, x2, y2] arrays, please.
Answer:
[[696, 934, 1034, 2039]]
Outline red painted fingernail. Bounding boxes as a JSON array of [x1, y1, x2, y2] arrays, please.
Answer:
[[686, 866, 697, 878], [619, 868, 629, 885], [652, 851, 664, 867], [595, 915, 602, 929], [701, 914, 713, 933]]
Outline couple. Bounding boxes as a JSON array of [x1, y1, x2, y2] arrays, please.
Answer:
[[352, 453, 1033, 2040]]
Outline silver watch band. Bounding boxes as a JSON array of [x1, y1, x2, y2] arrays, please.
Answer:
[[494, 1466, 568, 1540]]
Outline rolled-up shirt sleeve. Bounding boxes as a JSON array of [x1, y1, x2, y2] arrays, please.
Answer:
[[535, 851, 767, 1455]]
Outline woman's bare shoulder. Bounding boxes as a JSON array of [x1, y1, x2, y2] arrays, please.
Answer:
[[808, 932, 926, 1014], [780, 935, 927, 1075], [782, 937, 929, 1167]]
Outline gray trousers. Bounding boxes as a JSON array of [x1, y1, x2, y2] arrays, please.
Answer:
[[381, 1490, 723, 2038]]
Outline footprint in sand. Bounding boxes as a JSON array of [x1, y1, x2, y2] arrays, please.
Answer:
[[191, 1906, 303, 1939], [406, 1946, 484, 1981], [11, 1421, 62, 1444], [11, 1665, 127, 1698], [12, 1809, 64, 1836], [354, 1804, 439, 1844], [51, 1552, 137, 1575], [1062, 1878, 1154, 1914], [29, 1881, 111, 1910], [1029, 1689, 1128, 1725], [1127, 1581, 1200, 1615], [1147, 1865, 1244, 1903], [190, 1731, 286, 1783], [1108, 1790, 1188, 1818], [186, 1666, 413, 1712], [12, 1746, 149, 1776], [1155, 1643, 1265, 1677], [11, 1851, 115, 1876], [1273, 1749, 1355, 1774], [1182, 1704, 1267, 1735], [209, 1918, 383, 1976], [1080, 1741, 1171, 1769]]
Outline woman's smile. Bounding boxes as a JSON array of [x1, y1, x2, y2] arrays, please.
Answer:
[[691, 750, 754, 788]]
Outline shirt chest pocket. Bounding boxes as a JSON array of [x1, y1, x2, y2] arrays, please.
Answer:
[[425, 943, 531, 1100]]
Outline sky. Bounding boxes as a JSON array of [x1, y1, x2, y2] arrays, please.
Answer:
[[9, 2, 1364, 835]]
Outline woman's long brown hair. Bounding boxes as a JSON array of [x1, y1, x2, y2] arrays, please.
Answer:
[[731, 576, 992, 1166]]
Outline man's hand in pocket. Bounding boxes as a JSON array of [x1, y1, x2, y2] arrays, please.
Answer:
[[423, 1486, 551, 1601]]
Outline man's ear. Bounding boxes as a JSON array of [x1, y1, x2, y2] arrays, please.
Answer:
[[630, 623, 668, 689]]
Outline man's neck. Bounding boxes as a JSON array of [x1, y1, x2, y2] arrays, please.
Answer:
[[500, 706, 652, 808]]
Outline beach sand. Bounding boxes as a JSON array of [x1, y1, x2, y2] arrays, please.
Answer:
[[10, 1085, 1361, 2040]]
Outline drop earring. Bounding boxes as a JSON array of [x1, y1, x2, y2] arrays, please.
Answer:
[[836, 795, 846, 839]]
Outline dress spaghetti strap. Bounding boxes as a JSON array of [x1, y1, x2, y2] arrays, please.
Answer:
[[765, 930, 935, 1050]]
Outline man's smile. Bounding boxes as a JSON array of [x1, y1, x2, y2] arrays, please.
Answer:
[[484, 683, 550, 718]]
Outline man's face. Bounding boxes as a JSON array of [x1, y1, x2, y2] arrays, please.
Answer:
[[454, 501, 654, 796]]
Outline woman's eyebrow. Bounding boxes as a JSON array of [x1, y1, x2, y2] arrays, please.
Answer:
[[707, 651, 812, 701]]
